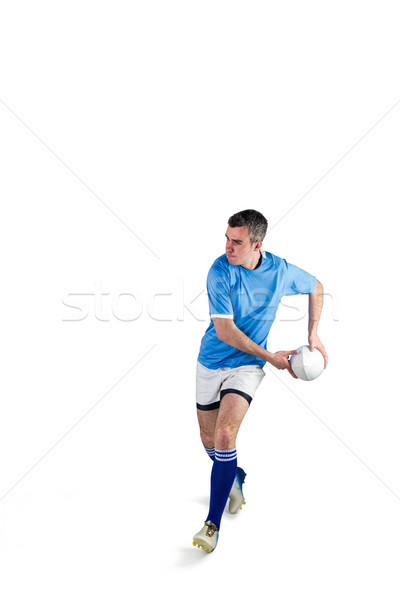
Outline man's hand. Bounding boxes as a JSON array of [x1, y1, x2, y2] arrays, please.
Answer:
[[308, 333, 328, 368], [267, 349, 299, 379]]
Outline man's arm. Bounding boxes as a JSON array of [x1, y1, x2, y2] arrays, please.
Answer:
[[308, 279, 328, 367], [213, 318, 299, 378]]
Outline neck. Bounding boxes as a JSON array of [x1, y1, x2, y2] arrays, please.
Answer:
[[242, 250, 262, 270], [254, 250, 262, 269]]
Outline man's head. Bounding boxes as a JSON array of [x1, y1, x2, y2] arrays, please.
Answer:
[[225, 209, 268, 268], [228, 209, 268, 244]]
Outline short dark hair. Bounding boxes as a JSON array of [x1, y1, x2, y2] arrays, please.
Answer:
[[227, 209, 268, 244]]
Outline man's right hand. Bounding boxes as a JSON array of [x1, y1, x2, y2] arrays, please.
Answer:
[[266, 350, 299, 379]]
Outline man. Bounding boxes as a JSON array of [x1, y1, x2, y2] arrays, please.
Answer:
[[192, 209, 328, 552]]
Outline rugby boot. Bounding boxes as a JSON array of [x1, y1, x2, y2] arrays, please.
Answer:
[[228, 467, 246, 514], [192, 521, 219, 553]]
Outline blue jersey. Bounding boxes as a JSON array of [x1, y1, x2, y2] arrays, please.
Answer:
[[197, 250, 317, 369]]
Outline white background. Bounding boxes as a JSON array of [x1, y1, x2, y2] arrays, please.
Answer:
[[1, 1, 399, 598]]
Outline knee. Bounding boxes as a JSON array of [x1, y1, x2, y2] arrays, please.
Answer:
[[200, 431, 214, 449], [199, 424, 214, 449], [214, 425, 236, 450]]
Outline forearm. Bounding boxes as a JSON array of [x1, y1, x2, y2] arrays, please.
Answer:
[[219, 322, 273, 363], [308, 280, 324, 335]]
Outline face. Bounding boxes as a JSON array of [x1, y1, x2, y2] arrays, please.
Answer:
[[225, 226, 261, 267]]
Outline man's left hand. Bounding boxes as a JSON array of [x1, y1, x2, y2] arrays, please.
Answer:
[[308, 333, 328, 368]]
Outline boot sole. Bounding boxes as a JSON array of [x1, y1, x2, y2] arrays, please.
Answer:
[[192, 541, 214, 553]]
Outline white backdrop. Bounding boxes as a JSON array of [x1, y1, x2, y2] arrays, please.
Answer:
[[1, 1, 399, 598]]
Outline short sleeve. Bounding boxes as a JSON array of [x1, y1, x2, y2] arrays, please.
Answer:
[[206, 264, 234, 318], [282, 259, 317, 296]]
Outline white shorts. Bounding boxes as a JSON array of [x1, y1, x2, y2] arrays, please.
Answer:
[[196, 360, 265, 411]]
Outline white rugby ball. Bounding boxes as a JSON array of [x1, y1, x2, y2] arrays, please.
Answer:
[[290, 345, 324, 381]]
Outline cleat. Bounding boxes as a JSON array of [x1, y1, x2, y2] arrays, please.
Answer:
[[228, 467, 247, 514], [192, 521, 219, 552]]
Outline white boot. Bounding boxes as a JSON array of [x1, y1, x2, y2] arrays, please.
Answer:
[[193, 521, 219, 552], [228, 467, 247, 514]]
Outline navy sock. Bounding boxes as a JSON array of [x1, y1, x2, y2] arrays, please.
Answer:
[[206, 448, 237, 531], [204, 446, 215, 462]]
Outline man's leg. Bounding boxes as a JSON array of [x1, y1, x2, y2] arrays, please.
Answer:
[[193, 393, 249, 551], [197, 391, 249, 450]]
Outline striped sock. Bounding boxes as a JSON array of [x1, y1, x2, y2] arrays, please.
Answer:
[[204, 446, 215, 462], [206, 448, 237, 530]]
